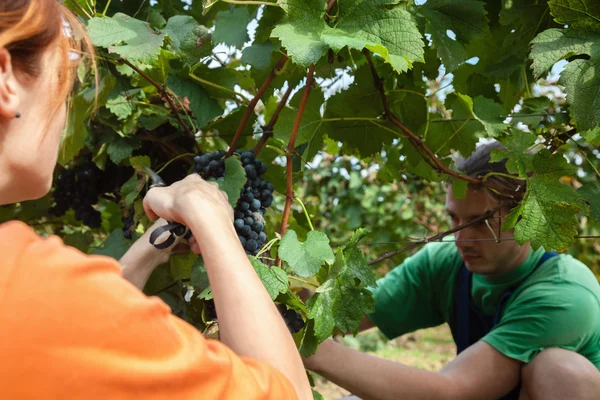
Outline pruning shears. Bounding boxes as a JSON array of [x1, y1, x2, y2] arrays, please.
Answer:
[[143, 166, 190, 250]]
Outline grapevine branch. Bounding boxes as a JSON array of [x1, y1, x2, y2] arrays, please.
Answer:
[[226, 55, 289, 157], [362, 50, 480, 185], [279, 64, 316, 239], [254, 86, 294, 155], [368, 206, 503, 266], [122, 60, 201, 154]]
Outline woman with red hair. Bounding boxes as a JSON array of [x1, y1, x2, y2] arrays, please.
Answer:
[[0, 2, 311, 399]]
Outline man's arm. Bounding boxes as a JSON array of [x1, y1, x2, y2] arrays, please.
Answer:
[[304, 339, 521, 400]]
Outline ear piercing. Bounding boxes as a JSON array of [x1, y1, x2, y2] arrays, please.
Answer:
[[15, 112, 21, 119]]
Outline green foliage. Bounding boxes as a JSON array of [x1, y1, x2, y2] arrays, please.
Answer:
[[7, 0, 598, 370]]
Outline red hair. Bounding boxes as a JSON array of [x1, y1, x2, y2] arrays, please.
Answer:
[[0, 0, 94, 108]]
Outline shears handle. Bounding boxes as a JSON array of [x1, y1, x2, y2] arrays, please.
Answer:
[[142, 166, 190, 250], [149, 221, 189, 249]]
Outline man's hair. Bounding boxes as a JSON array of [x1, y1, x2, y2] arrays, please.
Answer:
[[455, 141, 526, 208]]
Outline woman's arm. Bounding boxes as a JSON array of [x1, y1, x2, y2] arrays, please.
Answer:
[[119, 219, 185, 290], [143, 175, 313, 400]]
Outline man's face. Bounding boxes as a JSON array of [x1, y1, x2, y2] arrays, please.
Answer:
[[445, 186, 530, 278]]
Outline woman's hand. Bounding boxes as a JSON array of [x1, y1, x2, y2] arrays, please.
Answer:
[[142, 174, 233, 230]]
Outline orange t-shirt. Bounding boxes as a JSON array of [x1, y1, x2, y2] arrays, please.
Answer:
[[0, 221, 297, 399]]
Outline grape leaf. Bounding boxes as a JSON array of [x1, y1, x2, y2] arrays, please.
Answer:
[[164, 16, 212, 65], [170, 253, 198, 281], [213, 7, 251, 48], [530, 29, 598, 79], [88, 13, 165, 64], [190, 258, 209, 293], [270, 0, 328, 67], [420, 0, 489, 71], [452, 178, 469, 199], [307, 272, 375, 338], [431, 94, 505, 157], [428, 94, 480, 157], [504, 150, 584, 252], [241, 41, 281, 70], [491, 130, 537, 176], [106, 91, 137, 120], [323, 65, 396, 157], [92, 229, 131, 259], [320, 1, 424, 73], [578, 184, 600, 222], [548, 0, 600, 32], [299, 319, 320, 357], [107, 136, 141, 165], [582, 126, 600, 145], [530, 28, 600, 129], [339, 228, 376, 288], [205, 109, 258, 140], [218, 157, 247, 208], [473, 96, 506, 137], [279, 230, 335, 277], [167, 75, 222, 128], [560, 58, 600, 130], [250, 258, 289, 300], [59, 92, 90, 165], [129, 155, 151, 172], [273, 0, 424, 73], [511, 97, 553, 129]]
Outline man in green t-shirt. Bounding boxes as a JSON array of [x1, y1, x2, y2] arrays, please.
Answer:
[[304, 142, 600, 400]]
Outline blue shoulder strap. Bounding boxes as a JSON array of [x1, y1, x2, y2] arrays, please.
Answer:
[[454, 251, 558, 354]]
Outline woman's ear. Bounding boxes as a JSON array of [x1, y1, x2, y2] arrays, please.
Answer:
[[0, 48, 20, 120]]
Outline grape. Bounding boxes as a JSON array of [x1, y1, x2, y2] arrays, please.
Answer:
[[245, 239, 258, 252], [49, 160, 125, 229], [250, 199, 261, 211], [245, 164, 257, 179], [276, 304, 305, 334], [193, 148, 276, 256], [258, 231, 267, 242], [252, 221, 264, 232]]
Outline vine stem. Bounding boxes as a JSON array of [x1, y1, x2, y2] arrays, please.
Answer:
[[254, 86, 293, 155], [327, 0, 337, 14], [362, 50, 480, 186], [279, 64, 316, 243], [71, 1, 92, 19], [189, 69, 249, 104], [295, 196, 315, 231], [226, 55, 289, 157], [289, 276, 318, 289], [362, 50, 525, 202], [121, 59, 201, 154], [218, 0, 279, 6], [157, 153, 195, 174], [368, 206, 503, 266]]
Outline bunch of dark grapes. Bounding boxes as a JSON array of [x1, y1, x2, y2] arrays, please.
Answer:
[[204, 299, 217, 321], [203, 299, 305, 334], [277, 304, 306, 334], [49, 162, 102, 228], [194, 149, 275, 255]]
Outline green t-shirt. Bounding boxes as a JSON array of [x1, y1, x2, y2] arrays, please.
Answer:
[[368, 242, 600, 369]]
